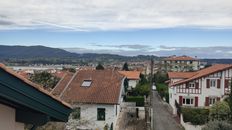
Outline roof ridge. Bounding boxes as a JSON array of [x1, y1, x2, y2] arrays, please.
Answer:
[[50, 72, 67, 94], [59, 70, 79, 99]]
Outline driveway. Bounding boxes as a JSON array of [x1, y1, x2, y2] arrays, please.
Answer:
[[152, 91, 182, 130]]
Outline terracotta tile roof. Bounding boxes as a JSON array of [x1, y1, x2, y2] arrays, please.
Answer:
[[55, 70, 125, 104], [164, 56, 197, 61], [51, 72, 74, 97], [172, 64, 232, 86], [53, 71, 67, 78], [0, 63, 71, 108], [118, 71, 140, 80], [168, 72, 197, 79]]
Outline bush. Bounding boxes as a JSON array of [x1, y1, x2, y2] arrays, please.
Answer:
[[202, 120, 232, 130], [210, 101, 231, 120], [134, 83, 150, 97], [181, 107, 209, 125], [125, 96, 145, 106]]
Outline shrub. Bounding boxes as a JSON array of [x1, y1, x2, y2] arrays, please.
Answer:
[[209, 101, 231, 120], [125, 96, 145, 106], [181, 107, 209, 125], [134, 83, 150, 97], [202, 120, 232, 130]]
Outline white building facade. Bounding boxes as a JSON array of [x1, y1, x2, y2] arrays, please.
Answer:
[[169, 64, 232, 115]]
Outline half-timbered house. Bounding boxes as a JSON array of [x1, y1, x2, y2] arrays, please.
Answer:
[[168, 64, 232, 115]]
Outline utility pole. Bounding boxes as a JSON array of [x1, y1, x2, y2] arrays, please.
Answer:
[[146, 58, 154, 130]]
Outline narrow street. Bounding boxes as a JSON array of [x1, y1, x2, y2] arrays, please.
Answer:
[[152, 91, 182, 130]]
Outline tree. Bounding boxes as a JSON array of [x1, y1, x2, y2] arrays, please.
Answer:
[[122, 62, 129, 71], [209, 101, 231, 120], [96, 63, 104, 70], [202, 120, 232, 130], [30, 71, 60, 90], [229, 78, 232, 120]]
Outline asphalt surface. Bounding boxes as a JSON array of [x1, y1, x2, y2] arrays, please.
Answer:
[[152, 91, 182, 130]]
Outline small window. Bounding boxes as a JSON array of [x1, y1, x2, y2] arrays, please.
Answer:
[[209, 97, 217, 106], [183, 97, 194, 106], [210, 79, 216, 87], [97, 108, 105, 121], [81, 80, 92, 87], [188, 82, 195, 88]]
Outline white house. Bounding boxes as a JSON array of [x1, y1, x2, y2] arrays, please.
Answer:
[[118, 71, 140, 90], [52, 69, 125, 130], [0, 63, 71, 130], [168, 64, 232, 115]]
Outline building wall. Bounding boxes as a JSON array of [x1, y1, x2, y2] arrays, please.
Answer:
[[169, 68, 232, 114], [0, 104, 24, 130], [72, 104, 119, 130], [129, 79, 139, 89]]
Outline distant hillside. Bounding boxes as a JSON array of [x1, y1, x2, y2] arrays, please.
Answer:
[[202, 59, 232, 64], [0, 45, 78, 58], [0, 45, 159, 65]]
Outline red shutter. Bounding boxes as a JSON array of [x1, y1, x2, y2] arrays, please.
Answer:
[[195, 82, 199, 89], [195, 96, 198, 107], [205, 97, 209, 106], [225, 79, 229, 88], [206, 79, 210, 88], [217, 79, 221, 89], [217, 97, 220, 102], [179, 96, 183, 106]]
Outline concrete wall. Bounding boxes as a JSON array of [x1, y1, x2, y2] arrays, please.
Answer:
[[0, 104, 24, 130]]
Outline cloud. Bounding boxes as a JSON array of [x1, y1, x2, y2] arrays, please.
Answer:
[[63, 45, 232, 58], [0, 0, 232, 31]]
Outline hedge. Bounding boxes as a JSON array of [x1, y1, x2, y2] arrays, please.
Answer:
[[181, 107, 209, 125], [125, 96, 145, 106]]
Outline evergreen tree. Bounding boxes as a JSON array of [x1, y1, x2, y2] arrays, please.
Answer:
[[122, 62, 129, 71], [229, 78, 232, 120], [96, 63, 104, 70]]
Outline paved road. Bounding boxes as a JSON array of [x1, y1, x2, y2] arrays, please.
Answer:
[[152, 91, 182, 130]]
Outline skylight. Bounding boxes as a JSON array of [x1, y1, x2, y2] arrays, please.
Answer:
[[81, 80, 92, 87]]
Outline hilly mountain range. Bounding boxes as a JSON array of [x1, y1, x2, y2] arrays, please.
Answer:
[[1, 45, 232, 65], [0, 45, 159, 65]]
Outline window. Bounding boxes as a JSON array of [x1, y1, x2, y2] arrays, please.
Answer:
[[210, 79, 216, 87], [209, 97, 217, 106], [183, 97, 194, 106], [81, 80, 92, 87], [188, 82, 195, 88], [97, 108, 105, 121]]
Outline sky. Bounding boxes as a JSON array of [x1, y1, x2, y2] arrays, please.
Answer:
[[0, 0, 232, 58]]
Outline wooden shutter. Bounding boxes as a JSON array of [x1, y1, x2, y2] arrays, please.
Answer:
[[206, 79, 210, 88], [205, 97, 209, 106], [195, 96, 198, 107], [217, 97, 220, 102], [179, 96, 183, 106], [195, 82, 199, 89], [225, 79, 229, 88], [217, 79, 221, 89]]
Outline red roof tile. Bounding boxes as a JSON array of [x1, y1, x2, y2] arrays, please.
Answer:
[[53, 70, 125, 104], [118, 71, 140, 80], [172, 64, 232, 86], [164, 56, 197, 61], [168, 72, 197, 79]]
